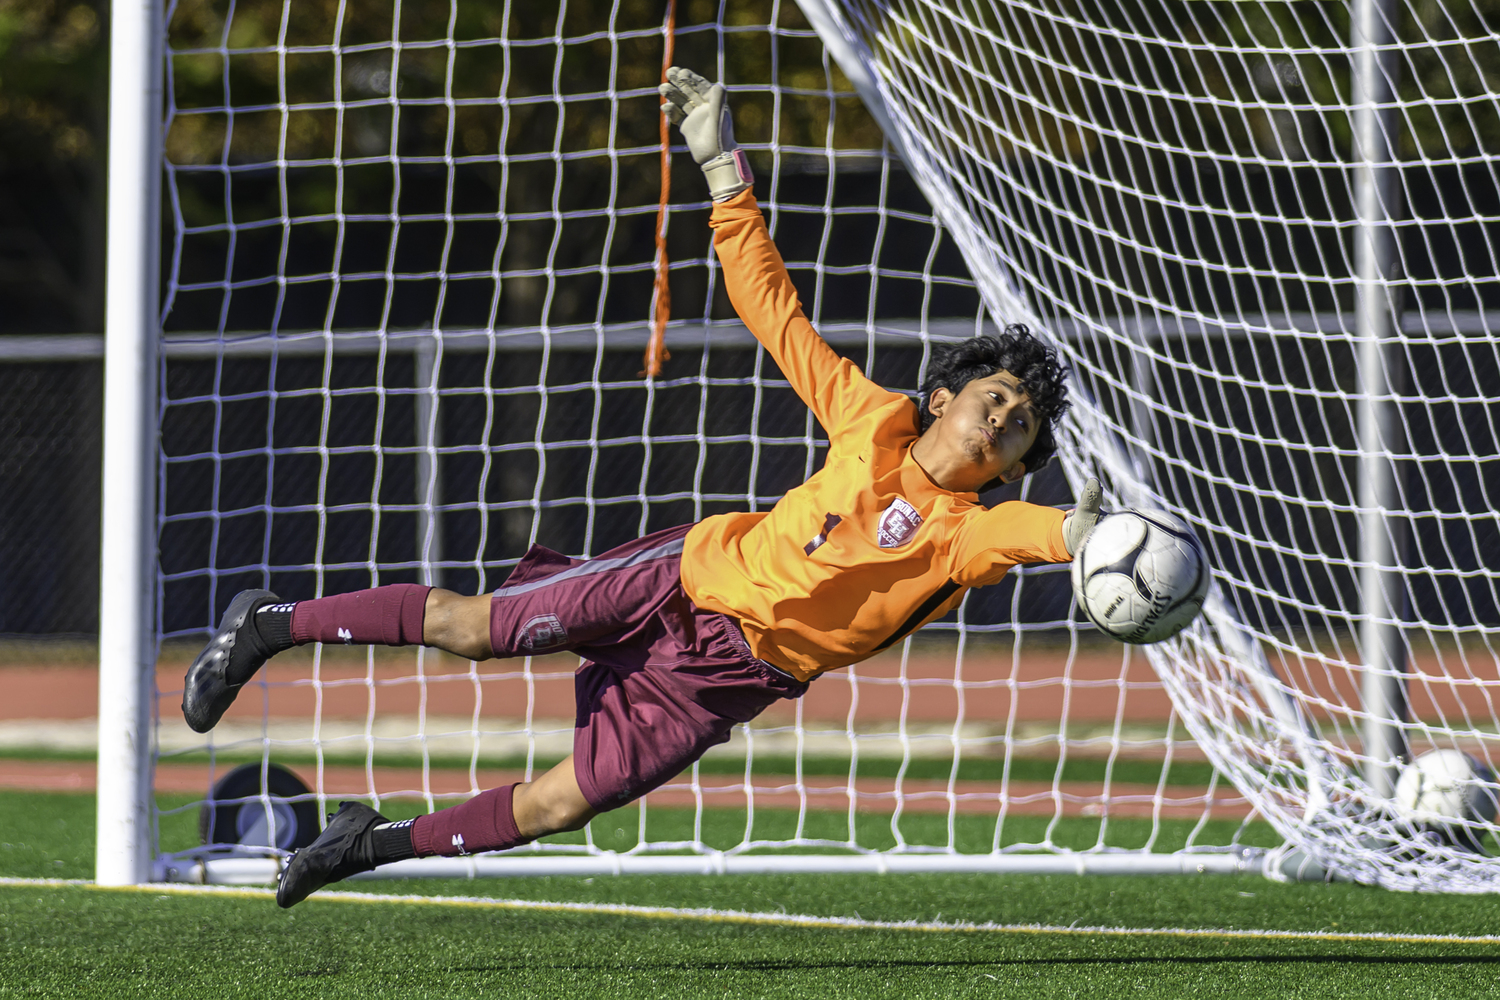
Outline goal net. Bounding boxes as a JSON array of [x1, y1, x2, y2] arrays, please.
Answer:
[[795, 0, 1500, 892], [139, 0, 1499, 890]]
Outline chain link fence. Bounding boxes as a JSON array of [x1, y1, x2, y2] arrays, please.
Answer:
[[0, 353, 101, 635]]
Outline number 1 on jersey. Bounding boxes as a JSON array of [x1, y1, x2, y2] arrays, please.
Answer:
[[804, 513, 842, 556]]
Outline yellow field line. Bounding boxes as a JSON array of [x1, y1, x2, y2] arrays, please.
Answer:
[[4, 876, 1499, 946]]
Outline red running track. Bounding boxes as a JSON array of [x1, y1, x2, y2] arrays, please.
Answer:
[[0, 758, 1250, 819]]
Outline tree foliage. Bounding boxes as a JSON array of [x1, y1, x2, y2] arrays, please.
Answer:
[[0, 0, 105, 330]]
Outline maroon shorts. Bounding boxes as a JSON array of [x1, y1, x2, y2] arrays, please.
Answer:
[[489, 523, 808, 812]]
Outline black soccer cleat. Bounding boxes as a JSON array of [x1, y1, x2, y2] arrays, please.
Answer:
[[277, 801, 387, 908], [181, 589, 280, 733]]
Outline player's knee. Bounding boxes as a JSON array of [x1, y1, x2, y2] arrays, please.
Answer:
[[539, 795, 593, 834], [422, 589, 492, 659], [523, 787, 594, 836]]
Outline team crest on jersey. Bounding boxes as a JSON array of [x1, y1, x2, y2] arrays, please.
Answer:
[[518, 613, 568, 651], [877, 497, 923, 548]]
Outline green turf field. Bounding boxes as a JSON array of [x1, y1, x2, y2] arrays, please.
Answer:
[[4, 789, 1500, 998]]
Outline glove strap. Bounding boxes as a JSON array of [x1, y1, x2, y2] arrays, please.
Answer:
[[702, 149, 753, 202]]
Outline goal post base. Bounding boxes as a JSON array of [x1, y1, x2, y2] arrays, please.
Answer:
[[154, 849, 1273, 886]]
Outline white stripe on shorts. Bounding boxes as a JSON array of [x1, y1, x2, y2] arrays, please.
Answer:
[[492, 537, 686, 599]]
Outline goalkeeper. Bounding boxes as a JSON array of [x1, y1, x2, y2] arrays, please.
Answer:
[[180, 67, 1101, 908]]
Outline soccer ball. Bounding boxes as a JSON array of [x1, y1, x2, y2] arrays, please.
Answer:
[[1071, 510, 1210, 645], [1392, 749, 1498, 852]]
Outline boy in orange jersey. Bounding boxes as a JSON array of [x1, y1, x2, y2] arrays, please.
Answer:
[[180, 67, 1102, 907]]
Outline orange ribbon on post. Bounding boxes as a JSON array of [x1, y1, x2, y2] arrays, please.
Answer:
[[643, 0, 676, 378]]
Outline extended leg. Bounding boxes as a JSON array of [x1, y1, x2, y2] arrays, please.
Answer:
[[276, 756, 597, 908], [183, 584, 494, 733], [410, 755, 596, 856]]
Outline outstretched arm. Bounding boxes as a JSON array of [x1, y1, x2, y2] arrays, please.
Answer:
[[662, 67, 903, 438], [949, 478, 1103, 587]]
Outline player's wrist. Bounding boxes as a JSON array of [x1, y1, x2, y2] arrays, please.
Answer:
[[703, 149, 754, 201], [1062, 477, 1103, 557]]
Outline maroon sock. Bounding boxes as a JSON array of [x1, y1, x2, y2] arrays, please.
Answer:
[[290, 584, 432, 646], [410, 783, 533, 857]]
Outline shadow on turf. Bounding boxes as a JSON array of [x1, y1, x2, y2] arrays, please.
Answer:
[[444, 955, 1500, 974], [989, 956, 1500, 966], [289, 966, 344, 978]]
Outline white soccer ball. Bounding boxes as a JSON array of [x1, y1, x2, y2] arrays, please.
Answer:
[[1070, 510, 1211, 645], [1393, 749, 1498, 851]]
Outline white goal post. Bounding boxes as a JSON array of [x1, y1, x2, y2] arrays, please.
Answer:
[[98, 0, 1500, 892], [96, 0, 163, 886]]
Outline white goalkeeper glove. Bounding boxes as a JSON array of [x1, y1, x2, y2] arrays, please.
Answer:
[[1062, 477, 1103, 557], [659, 66, 753, 202]]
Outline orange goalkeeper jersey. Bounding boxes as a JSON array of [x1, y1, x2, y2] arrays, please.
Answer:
[[678, 191, 1070, 682]]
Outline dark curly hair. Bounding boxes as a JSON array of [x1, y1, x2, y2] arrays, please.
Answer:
[[918, 325, 1069, 483]]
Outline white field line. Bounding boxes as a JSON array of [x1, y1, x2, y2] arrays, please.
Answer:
[[4, 877, 1500, 947]]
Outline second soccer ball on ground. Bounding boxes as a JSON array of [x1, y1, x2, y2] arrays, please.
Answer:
[[1393, 749, 1499, 853], [1071, 510, 1211, 645]]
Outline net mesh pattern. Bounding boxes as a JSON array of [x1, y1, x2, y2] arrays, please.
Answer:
[[151, 0, 1352, 870], [812, 0, 1500, 889]]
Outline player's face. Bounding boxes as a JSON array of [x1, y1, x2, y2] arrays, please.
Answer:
[[919, 370, 1039, 492]]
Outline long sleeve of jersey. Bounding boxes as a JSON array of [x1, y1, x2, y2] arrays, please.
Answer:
[[679, 190, 1071, 682], [705, 191, 900, 435]]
